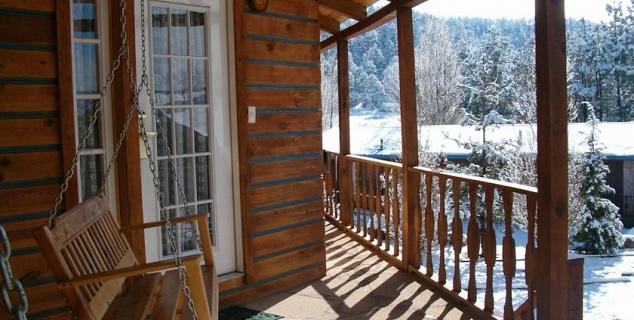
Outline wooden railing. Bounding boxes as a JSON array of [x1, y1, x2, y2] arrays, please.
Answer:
[[322, 150, 544, 319]]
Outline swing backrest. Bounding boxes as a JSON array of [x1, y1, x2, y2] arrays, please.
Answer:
[[33, 196, 138, 319]]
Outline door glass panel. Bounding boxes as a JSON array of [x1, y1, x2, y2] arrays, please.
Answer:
[[193, 108, 209, 152], [76, 99, 102, 149], [158, 159, 175, 206], [156, 109, 173, 157], [195, 156, 210, 200], [177, 158, 195, 202], [153, 57, 171, 106], [74, 44, 99, 94], [172, 58, 190, 105], [152, 6, 169, 55], [192, 59, 208, 104], [72, 0, 97, 38], [174, 108, 192, 154], [190, 11, 205, 57], [170, 9, 188, 55]]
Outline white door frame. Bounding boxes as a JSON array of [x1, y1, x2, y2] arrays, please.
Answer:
[[134, 0, 241, 274]]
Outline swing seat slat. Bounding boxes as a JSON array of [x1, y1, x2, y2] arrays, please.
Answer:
[[33, 196, 217, 320]]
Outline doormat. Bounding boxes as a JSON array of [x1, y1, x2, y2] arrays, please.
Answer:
[[219, 306, 284, 320]]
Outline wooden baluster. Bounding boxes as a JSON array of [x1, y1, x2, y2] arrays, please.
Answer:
[[503, 190, 516, 319], [484, 186, 497, 313], [526, 195, 537, 320], [393, 169, 400, 257], [325, 154, 332, 215], [334, 154, 339, 219], [369, 165, 376, 242], [385, 168, 392, 252], [376, 166, 383, 248], [451, 179, 463, 292], [361, 162, 368, 237], [437, 176, 448, 285], [424, 174, 434, 276], [467, 183, 480, 303], [356, 162, 362, 233]]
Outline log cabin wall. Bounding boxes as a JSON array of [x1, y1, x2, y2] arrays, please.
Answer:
[[0, 1, 70, 319], [222, 0, 326, 303]]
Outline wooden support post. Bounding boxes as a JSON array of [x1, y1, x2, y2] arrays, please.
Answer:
[[109, 0, 145, 262], [337, 39, 353, 227], [535, 0, 569, 318], [396, 7, 420, 270]]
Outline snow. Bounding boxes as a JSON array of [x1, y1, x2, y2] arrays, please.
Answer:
[[322, 110, 634, 158]]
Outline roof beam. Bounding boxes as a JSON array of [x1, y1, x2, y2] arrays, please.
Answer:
[[320, 0, 429, 51], [317, 0, 367, 21], [319, 14, 341, 34]]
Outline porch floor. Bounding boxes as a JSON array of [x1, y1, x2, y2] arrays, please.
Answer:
[[239, 222, 472, 320]]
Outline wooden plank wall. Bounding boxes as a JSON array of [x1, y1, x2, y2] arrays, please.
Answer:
[[0, 1, 70, 319], [222, 0, 326, 303]]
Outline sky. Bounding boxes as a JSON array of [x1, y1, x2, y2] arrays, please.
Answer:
[[375, 0, 627, 22]]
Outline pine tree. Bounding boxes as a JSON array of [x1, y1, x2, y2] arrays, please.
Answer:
[[571, 104, 623, 254]]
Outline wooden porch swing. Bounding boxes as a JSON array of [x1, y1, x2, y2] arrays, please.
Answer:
[[30, 0, 218, 318]]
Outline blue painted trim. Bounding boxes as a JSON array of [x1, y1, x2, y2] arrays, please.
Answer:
[[219, 262, 323, 297], [254, 240, 322, 262], [250, 174, 321, 189], [249, 130, 320, 139], [605, 154, 634, 160], [248, 152, 321, 164], [0, 42, 55, 51], [245, 58, 319, 68], [250, 195, 322, 214], [0, 77, 57, 85], [256, 108, 319, 114], [13, 246, 40, 256], [29, 306, 69, 320], [245, 33, 319, 45], [0, 111, 58, 119], [0, 144, 60, 154], [0, 7, 54, 17], [244, 9, 319, 24], [0, 177, 62, 189], [251, 217, 322, 238], [0, 211, 49, 224], [246, 83, 320, 91]]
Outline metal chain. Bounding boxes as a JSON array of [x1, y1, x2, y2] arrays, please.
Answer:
[[0, 225, 28, 320]]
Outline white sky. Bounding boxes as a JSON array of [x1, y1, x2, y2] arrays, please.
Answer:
[[376, 0, 625, 22]]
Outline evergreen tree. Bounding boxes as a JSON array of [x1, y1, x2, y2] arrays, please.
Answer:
[[571, 104, 623, 254]]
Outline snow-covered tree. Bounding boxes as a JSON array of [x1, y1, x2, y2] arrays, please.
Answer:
[[571, 104, 623, 254], [321, 48, 338, 130]]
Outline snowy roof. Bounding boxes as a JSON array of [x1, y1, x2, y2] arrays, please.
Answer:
[[322, 111, 634, 160]]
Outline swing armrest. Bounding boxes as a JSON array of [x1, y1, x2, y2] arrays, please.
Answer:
[[129, 213, 215, 267], [59, 254, 202, 289]]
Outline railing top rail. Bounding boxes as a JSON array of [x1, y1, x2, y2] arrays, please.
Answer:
[[324, 150, 340, 156], [410, 166, 538, 196], [345, 154, 403, 170]]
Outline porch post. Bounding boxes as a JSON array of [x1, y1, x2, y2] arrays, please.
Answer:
[[535, 0, 569, 318], [337, 39, 353, 226], [396, 7, 420, 270]]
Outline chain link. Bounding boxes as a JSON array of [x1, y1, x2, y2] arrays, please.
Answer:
[[46, 0, 201, 317], [0, 225, 28, 320]]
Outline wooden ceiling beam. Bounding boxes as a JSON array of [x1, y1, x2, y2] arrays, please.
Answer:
[[317, 0, 367, 21], [319, 14, 341, 34], [320, 0, 429, 51]]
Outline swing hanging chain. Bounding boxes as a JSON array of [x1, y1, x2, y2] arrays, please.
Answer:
[[45, 0, 201, 317], [0, 225, 28, 320]]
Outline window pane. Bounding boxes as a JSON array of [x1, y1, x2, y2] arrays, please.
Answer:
[[190, 11, 206, 56], [178, 206, 197, 252], [76, 99, 102, 149], [153, 58, 171, 106], [177, 158, 195, 202], [73, 0, 97, 38], [174, 108, 192, 154], [172, 58, 190, 105], [158, 159, 176, 206], [156, 109, 172, 157], [161, 208, 177, 256], [170, 9, 188, 55], [74, 44, 99, 94], [197, 203, 215, 246], [196, 156, 210, 201], [80, 154, 103, 200], [193, 108, 209, 152], [152, 6, 169, 55], [192, 60, 208, 105]]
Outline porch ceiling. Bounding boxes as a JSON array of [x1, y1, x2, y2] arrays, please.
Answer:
[[318, 0, 381, 33], [238, 222, 471, 319]]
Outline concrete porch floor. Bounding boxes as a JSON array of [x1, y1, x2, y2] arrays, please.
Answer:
[[240, 222, 473, 320]]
